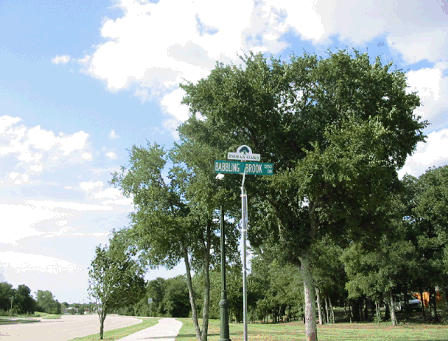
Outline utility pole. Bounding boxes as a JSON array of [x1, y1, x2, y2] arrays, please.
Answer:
[[219, 205, 231, 341]]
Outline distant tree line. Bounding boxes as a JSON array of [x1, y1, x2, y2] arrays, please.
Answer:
[[0, 282, 94, 316], [0, 283, 36, 314]]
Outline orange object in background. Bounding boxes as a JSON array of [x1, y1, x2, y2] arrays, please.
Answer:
[[413, 290, 444, 308]]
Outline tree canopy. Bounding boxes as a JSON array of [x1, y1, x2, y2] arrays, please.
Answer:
[[179, 50, 427, 340], [88, 230, 145, 339]]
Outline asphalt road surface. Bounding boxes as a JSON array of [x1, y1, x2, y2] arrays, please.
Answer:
[[0, 314, 142, 341]]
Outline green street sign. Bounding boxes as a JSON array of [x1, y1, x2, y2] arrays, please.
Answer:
[[214, 160, 274, 176]]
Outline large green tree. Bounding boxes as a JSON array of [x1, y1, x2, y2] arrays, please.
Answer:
[[411, 165, 448, 321], [0, 282, 14, 311], [14, 284, 36, 314], [147, 277, 167, 317], [36, 290, 61, 314], [162, 276, 190, 317], [88, 230, 145, 339], [179, 50, 426, 340]]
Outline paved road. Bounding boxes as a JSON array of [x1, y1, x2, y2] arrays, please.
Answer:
[[0, 314, 142, 341], [117, 318, 183, 341]]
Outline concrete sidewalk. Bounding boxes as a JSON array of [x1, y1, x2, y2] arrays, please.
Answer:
[[117, 318, 183, 341]]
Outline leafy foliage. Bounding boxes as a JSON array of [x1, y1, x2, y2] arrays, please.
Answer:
[[88, 230, 145, 339], [179, 50, 426, 339]]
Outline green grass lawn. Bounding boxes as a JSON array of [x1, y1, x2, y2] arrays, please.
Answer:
[[175, 319, 448, 341], [0, 317, 41, 325], [0, 312, 61, 325], [34, 311, 61, 319], [69, 317, 159, 341]]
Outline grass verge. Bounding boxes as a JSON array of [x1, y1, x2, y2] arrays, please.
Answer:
[[34, 312, 61, 319], [175, 319, 448, 341], [69, 317, 159, 341], [0, 318, 40, 325], [0, 312, 61, 324]]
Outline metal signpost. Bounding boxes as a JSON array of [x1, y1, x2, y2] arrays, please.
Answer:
[[148, 298, 153, 317], [215, 145, 274, 341]]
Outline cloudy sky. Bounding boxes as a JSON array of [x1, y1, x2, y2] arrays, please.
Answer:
[[1, 0, 448, 304]]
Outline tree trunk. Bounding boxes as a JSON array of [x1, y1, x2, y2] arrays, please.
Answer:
[[364, 297, 369, 321], [183, 246, 202, 341], [403, 289, 410, 322], [375, 300, 381, 322], [99, 311, 106, 340], [300, 251, 318, 341], [388, 292, 398, 326], [324, 296, 330, 324], [384, 300, 390, 321], [329, 297, 335, 324], [419, 287, 426, 322], [351, 299, 361, 322], [348, 300, 352, 323], [315, 287, 323, 325], [431, 287, 439, 322], [200, 221, 212, 341]]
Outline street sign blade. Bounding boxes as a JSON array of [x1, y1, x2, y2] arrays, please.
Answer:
[[214, 160, 274, 176], [214, 160, 243, 174], [243, 162, 274, 175]]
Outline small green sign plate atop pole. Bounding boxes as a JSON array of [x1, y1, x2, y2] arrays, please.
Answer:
[[214, 160, 274, 176]]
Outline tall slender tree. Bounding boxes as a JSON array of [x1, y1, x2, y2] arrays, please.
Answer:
[[88, 230, 145, 339], [111, 143, 239, 341]]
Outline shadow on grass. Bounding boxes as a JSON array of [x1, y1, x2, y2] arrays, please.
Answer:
[[143, 334, 219, 339], [0, 318, 41, 325]]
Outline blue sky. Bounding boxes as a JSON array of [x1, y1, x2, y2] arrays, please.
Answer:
[[1, 0, 448, 304]]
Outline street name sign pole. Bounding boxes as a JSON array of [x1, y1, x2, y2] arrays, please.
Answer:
[[215, 145, 274, 341]]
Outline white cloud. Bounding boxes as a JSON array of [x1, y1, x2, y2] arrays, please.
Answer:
[[9, 172, 20, 179], [59, 131, 89, 155], [79, 0, 288, 95], [399, 128, 448, 178], [163, 119, 181, 140], [0, 116, 93, 181], [80, 181, 104, 191], [0, 203, 59, 245], [93, 188, 133, 206], [406, 63, 448, 129], [77, 0, 271, 126], [0, 115, 21, 133], [105, 151, 118, 159], [109, 130, 120, 139], [78, 181, 132, 206], [27, 126, 57, 150], [30, 164, 43, 172], [76, 0, 448, 132], [26, 200, 113, 212], [51, 55, 71, 65], [278, 0, 448, 64], [82, 152, 93, 160], [93, 187, 120, 200], [160, 88, 189, 122], [8, 172, 29, 184], [56, 220, 68, 227], [0, 251, 77, 274]]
